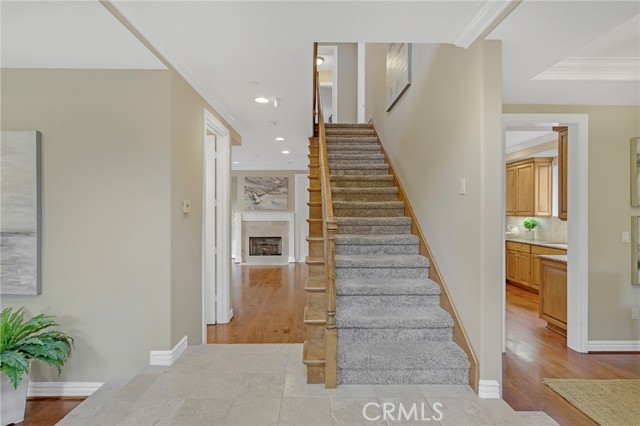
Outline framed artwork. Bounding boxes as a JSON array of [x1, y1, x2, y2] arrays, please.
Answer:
[[243, 177, 288, 210], [631, 138, 640, 206], [386, 43, 412, 112], [633, 216, 640, 285], [1, 131, 42, 294]]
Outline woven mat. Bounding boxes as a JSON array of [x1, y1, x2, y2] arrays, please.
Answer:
[[543, 379, 640, 426]]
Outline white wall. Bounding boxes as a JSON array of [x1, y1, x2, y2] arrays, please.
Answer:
[[365, 42, 504, 383]]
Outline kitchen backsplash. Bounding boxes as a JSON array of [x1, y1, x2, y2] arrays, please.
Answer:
[[506, 216, 567, 243]]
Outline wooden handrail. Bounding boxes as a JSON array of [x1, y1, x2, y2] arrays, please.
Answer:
[[313, 43, 338, 388], [312, 43, 318, 132]]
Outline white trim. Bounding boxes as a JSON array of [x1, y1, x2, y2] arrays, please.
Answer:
[[452, 1, 514, 49], [27, 382, 103, 397], [108, 1, 245, 138], [478, 380, 501, 399], [534, 57, 640, 81], [149, 336, 188, 365], [502, 114, 589, 354], [236, 212, 296, 263], [149, 335, 188, 366], [588, 340, 640, 352], [357, 42, 366, 123], [202, 109, 233, 334]]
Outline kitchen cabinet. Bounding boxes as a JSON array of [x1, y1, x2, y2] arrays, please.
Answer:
[[531, 245, 567, 289], [506, 241, 532, 291], [505, 158, 553, 217], [553, 126, 568, 221], [539, 257, 567, 336]]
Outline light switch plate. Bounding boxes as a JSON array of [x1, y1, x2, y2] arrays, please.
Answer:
[[182, 200, 191, 214], [459, 178, 466, 195], [622, 231, 630, 243]]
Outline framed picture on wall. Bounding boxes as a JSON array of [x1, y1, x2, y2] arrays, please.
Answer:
[[386, 43, 412, 112], [630, 138, 640, 206], [243, 177, 288, 210]]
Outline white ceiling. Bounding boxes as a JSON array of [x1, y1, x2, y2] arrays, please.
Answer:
[[2, 1, 639, 170], [0, 1, 165, 69]]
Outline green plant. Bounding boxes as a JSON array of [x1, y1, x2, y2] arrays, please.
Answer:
[[0, 307, 73, 389], [523, 217, 538, 231]]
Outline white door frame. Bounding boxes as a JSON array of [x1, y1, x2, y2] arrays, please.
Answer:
[[318, 45, 338, 122], [502, 113, 589, 353], [294, 174, 309, 262], [202, 109, 232, 343], [357, 42, 366, 123]]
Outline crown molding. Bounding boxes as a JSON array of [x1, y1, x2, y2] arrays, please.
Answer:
[[452, 1, 515, 49], [534, 57, 640, 81]]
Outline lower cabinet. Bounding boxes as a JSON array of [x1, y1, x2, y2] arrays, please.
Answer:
[[506, 241, 567, 293], [538, 258, 567, 336]]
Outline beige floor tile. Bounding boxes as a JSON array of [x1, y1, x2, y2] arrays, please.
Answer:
[[378, 397, 442, 426], [112, 374, 160, 402], [418, 385, 475, 398], [115, 398, 183, 426], [168, 398, 234, 425], [139, 372, 200, 400], [221, 398, 282, 426], [476, 399, 527, 425], [426, 396, 494, 426], [190, 373, 285, 398], [331, 397, 385, 426], [278, 398, 332, 425], [284, 373, 376, 398], [374, 385, 424, 398]]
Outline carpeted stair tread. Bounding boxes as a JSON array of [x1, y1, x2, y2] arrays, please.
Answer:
[[326, 136, 379, 143], [338, 340, 469, 370], [337, 277, 441, 296], [336, 217, 411, 226], [325, 128, 375, 135], [331, 175, 393, 182], [334, 200, 404, 210], [330, 163, 388, 170], [326, 123, 373, 129], [338, 305, 453, 329], [335, 254, 429, 269], [326, 144, 381, 152], [328, 154, 385, 161], [335, 234, 417, 245]]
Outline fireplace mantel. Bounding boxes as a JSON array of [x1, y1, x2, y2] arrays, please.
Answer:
[[234, 212, 295, 263]]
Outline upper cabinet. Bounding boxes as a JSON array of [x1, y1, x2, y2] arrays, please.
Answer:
[[554, 126, 568, 221], [506, 157, 553, 217]]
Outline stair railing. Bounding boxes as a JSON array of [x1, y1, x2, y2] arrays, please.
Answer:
[[313, 42, 338, 388]]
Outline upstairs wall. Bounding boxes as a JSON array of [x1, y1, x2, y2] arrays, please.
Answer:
[[365, 41, 504, 383]]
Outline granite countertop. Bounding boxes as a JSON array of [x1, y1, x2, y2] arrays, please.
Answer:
[[505, 237, 568, 250], [537, 254, 567, 263]]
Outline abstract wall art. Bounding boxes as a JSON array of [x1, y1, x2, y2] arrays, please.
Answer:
[[1, 131, 42, 294], [243, 177, 288, 210], [386, 43, 412, 112]]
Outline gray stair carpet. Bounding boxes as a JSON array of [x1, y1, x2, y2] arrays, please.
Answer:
[[325, 122, 470, 385]]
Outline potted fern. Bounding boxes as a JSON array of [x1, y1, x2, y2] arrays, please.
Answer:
[[522, 217, 538, 240], [0, 307, 73, 426]]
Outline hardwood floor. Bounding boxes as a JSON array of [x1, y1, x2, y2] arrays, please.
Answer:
[[503, 284, 640, 426], [207, 262, 307, 343], [17, 398, 83, 426]]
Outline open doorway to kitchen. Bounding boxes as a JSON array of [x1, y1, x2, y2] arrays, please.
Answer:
[[317, 45, 338, 124]]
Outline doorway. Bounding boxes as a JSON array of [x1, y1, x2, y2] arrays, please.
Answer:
[[202, 108, 232, 342], [501, 114, 589, 353], [317, 45, 338, 123]]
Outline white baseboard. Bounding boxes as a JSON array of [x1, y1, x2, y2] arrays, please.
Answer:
[[288, 256, 296, 263], [149, 335, 188, 366], [28, 381, 103, 397], [478, 380, 501, 399], [588, 340, 640, 352]]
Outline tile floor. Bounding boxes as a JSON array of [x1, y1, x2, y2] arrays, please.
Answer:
[[59, 344, 558, 426]]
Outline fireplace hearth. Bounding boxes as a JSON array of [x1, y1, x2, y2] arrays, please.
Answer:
[[249, 237, 283, 256]]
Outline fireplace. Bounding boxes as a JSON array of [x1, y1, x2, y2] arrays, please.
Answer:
[[249, 237, 283, 256]]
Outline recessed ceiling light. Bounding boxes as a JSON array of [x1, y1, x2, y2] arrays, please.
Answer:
[[281, 150, 290, 155], [233, 161, 239, 164], [255, 97, 269, 103], [275, 137, 285, 141], [316, 57, 324, 66]]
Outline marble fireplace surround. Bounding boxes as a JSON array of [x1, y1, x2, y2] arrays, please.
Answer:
[[234, 212, 295, 264]]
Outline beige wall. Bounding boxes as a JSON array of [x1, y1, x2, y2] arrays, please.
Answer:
[[0, 69, 173, 381], [365, 42, 504, 381], [233, 170, 307, 213], [323, 43, 358, 123], [504, 104, 640, 342]]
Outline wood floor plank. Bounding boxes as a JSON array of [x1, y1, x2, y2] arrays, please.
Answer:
[[207, 263, 307, 343], [503, 284, 640, 426], [17, 398, 83, 426]]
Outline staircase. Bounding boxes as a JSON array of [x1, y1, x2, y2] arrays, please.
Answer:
[[323, 123, 471, 385]]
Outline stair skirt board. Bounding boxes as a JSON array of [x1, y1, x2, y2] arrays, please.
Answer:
[[321, 123, 471, 386]]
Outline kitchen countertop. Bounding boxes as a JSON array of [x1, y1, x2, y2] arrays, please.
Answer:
[[506, 237, 568, 250], [537, 254, 567, 263]]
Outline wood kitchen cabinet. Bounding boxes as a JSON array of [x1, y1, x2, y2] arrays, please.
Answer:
[[539, 257, 567, 336], [553, 126, 568, 221], [531, 245, 567, 289], [505, 158, 553, 217]]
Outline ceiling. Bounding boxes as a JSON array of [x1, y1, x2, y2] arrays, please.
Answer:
[[0, 1, 164, 69], [2, 1, 638, 170]]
